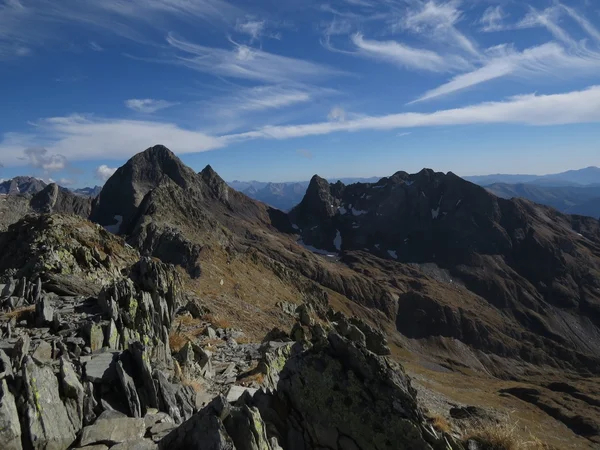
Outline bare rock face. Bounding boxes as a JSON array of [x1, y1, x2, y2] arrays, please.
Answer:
[[30, 184, 92, 218], [91, 145, 200, 234]]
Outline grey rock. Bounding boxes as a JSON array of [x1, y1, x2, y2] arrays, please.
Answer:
[[96, 410, 128, 421], [296, 304, 313, 326], [154, 370, 183, 424], [22, 356, 77, 450], [105, 319, 120, 349], [226, 385, 258, 404], [76, 445, 109, 450], [35, 296, 54, 326], [256, 332, 433, 450], [85, 323, 105, 352], [348, 317, 390, 356], [150, 421, 178, 435], [112, 439, 158, 450], [205, 326, 218, 340], [116, 355, 142, 418], [130, 342, 159, 410], [0, 348, 14, 380], [13, 334, 30, 369], [158, 396, 235, 450], [175, 385, 196, 422], [346, 324, 366, 347], [32, 340, 53, 362], [83, 351, 120, 383], [224, 405, 275, 450], [184, 300, 208, 319], [1, 278, 16, 298], [0, 378, 22, 450], [79, 417, 145, 447], [83, 380, 98, 425], [60, 357, 85, 431], [144, 412, 173, 431]]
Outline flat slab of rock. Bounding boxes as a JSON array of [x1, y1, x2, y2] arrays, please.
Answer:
[[225, 385, 257, 404], [22, 357, 77, 450], [0, 379, 22, 450], [111, 439, 158, 450], [79, 417, 145, 447], [83, 351, 120, 382], [76, 446, 110, 450]]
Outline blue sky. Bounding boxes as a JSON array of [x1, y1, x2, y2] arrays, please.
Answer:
[[1, 0, 600, 187]]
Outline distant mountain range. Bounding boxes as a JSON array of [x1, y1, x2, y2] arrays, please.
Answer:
[[464, 166, 600, 187], [228, 177, 388, 211], [230, 168, 600, 217], [468, 166, 600, 219]]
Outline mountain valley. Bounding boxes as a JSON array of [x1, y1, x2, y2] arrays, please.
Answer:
[[1, 146, 600, 449]]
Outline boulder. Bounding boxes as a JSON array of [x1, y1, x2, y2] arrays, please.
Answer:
[[116, 354, 142, 417], [158, 396, 236, 450], [31, 340, 53, 362], [0, 379, 22, 450], [60, 357, 86, 431], [226, 385, 258, 404], [85, 323, 105, 352], [35, 296, 54, 326], [254, 333, 441, 450], [22, 356, 77, 450], [112, 439, 158, 450], [79, 417, 146, 447], [83, 351, 120, 383]]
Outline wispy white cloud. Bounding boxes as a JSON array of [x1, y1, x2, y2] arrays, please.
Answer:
[[165, 33, 346, 83], [2, 86, 600, 166], [23, 147, 68, 172], [412, 43, 600, 103], [400, 0, 479, 56], [0, 115, 224, 166], [235, 19, 266, 42], [478, 6, 508, 32], [559, 3, 600, 42], [0, 0, 240, 59], [397, 132, 411, 137], [222, 86, 600, 142], [89, 41, 104, 51], [351, 33, 469, 72], [207, 85, 320, 117], [125, 98, 179, 113], [328, 106, 347, 122], [517, 6, 577, 47], [95, 165, 117, 181]]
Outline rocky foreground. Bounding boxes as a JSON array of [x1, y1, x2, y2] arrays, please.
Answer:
[[0, 214, 472, 450]]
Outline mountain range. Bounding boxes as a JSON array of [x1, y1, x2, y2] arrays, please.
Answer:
[[229, 167, 600, 217], [1, 145, 599, 447]]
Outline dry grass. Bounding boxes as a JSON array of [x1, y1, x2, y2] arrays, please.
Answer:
[[463, 420, 549, 450], [430, 415, 452, 434], [181, 376, 203, 393], [169, 332, 190, 353], [177, 315, 202, 327], [201, 313, 232, 330], [0, 305, 35, 320]]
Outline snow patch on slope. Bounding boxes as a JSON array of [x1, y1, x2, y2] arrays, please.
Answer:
[[105, 215, 123, 234], [333, 230, 342, 251]]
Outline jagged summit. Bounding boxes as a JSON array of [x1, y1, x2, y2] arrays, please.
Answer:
[[91, 145, 199, 233], [0, 176, 47, 195]]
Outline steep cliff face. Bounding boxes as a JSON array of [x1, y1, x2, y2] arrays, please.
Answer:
[[91, 145, 201, 234]]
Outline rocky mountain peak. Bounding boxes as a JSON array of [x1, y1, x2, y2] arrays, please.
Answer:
[[91, 145, 200, 234], [0, 176, 47, 195], [200, 164, 229, 201]]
